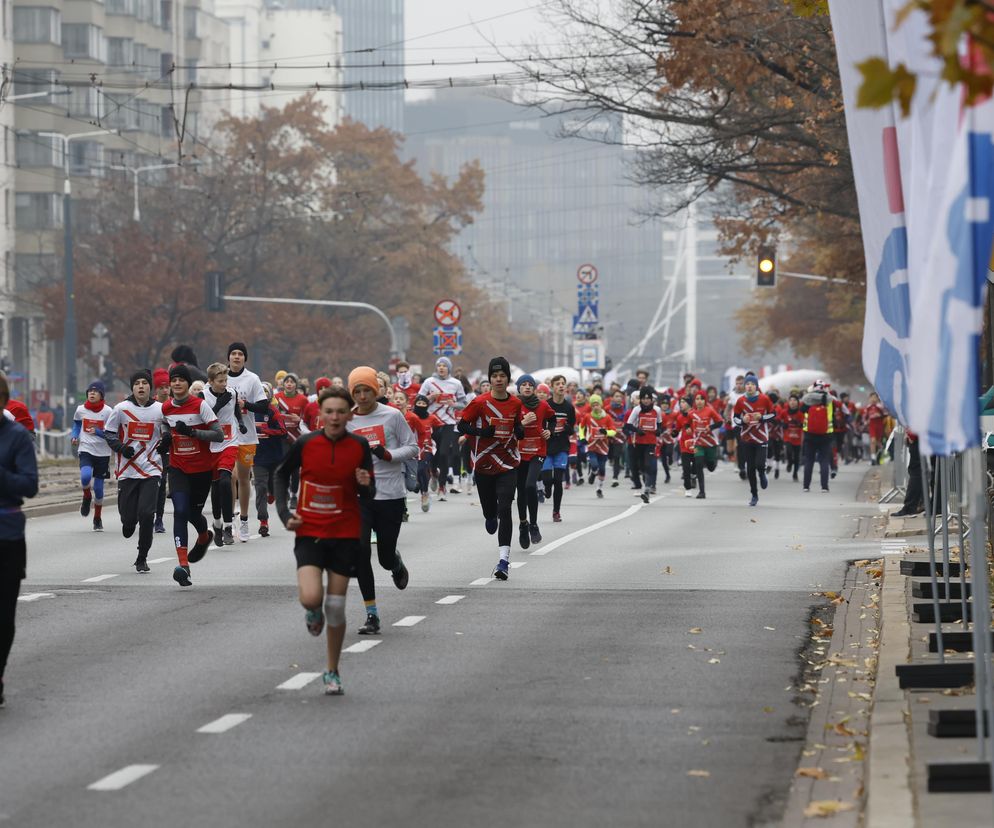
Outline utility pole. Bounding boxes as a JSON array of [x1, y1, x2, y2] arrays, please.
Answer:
[[39, 129, 115, 412], [110, 161, 178, 221]]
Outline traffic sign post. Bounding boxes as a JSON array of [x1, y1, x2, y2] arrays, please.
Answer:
[[433, 325, 462, 356], [577, 263, 598, 285], [434, 299, 462, 327], [573, 339, 605, 370]]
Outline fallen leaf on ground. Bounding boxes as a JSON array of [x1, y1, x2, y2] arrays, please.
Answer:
[[688, 627, 703, 634], [762, 706, 775, 713], [804, 800, 854, 818], [662, 566, 674, 575], [708, 658, 721, 664], [796, 767, 829, 780], [687, 769, 711, 778]]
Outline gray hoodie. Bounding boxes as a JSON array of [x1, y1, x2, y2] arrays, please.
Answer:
[[347, 403, 419, 500]]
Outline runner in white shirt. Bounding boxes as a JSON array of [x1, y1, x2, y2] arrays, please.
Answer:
[[202, 362, 246, 546], [71, 380, 114, 532], [418, 357, 466, 499], [225, 342, 270, 542], [104, 369, 164, 572]]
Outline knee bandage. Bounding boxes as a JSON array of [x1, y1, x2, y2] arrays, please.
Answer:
[[324, 594, 347, 627]]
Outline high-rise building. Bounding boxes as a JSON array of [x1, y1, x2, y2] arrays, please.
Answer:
[[335, 0, 402, 133], [1, 0, 14, 383], [8, 0, 230, 400]]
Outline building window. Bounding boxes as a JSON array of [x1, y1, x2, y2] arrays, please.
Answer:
[[103, 95, 139, 131], [11, 67, 60, 99], [62, 24, 106, 61], [106, 0, 135, 15], [14, 254, 58, 291], [13, 7, 60, 44], [15, 132, 59, 168], [160, 0, 172, 30], [68, 86, 102, 119], [107, 37, 134, 69], [69, 141, 104, 177], [15, 193, 61, 230], [183, 6, 197, 38]]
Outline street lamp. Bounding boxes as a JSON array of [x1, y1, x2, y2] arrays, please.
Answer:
[[38, 129, 115, 413], [110, 161, 178, 221]]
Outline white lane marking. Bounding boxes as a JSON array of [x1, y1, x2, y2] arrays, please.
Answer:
[[393, 615, 426, 627], [87, 764, 160, 791], [277, 672, 322, 690], [148, 557, 172, 564], [196, 713, 252, 734], [531, 503, 645, 556], [343, 640, 381, 653], [470, 577, 494, 586], [82, 574, 119, 583], [436, 595, 465, 605], [509, 562, 526, 569], [18, 592, 55, 602]]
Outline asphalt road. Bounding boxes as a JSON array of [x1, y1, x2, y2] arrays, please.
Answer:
[[0, 461, 880, 827]]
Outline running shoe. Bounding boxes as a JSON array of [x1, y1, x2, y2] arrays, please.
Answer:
[[611, 480, 619, 488], [485, 518, 498, 535], [529, 524, 542, 544], [821, 487, 830, 493], [323, 670, 344, 696], [223, 526, 235, 545], [449, 484, 462, 494], [188, 531, 213, 563], [358, 613, 381, 635], [80, 496, 91, 518], [213, 524, 225, 547], [92, 517, 103, 532], [259, 521, 269, 538], [537, 490, 546, 503], [749, 495, 758, 507], [648, 487, 657, 495], [134, 556, 150, 573], [239, 520, 250, 543], [596, 488, 604, 498], [739, 469, 747, 481], [392, 555, 409, 590], [830, 469, 837, 479], [518, 522, 531, 550], [758, 470, 768, 490], [421, 493, 430, 513], [402, 509, 409, 523], [430, 474, 438, 493], [173, 565, 192, 587], [122, 522, 136, 539], [305, 607, 325, 637], [492, 559, 509, 581], [684, 490, 694, 498], [154, 518, 166, 534], [640, 492, 650, 504], [371, 531, 378, 545], [437, 493, 447, 502], [696, 492, 706, 499], [552, 512, 562, 523], [803, 487, 810, 492], [793, 474, 799, 482], [664, 474, 671, 484], [571, 471, 579, 485], [774, 468, 780, 479], [587, 471, 596, 485]]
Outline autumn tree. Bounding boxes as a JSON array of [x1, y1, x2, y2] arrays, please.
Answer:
[[513, 0, 865, 377], [39, 97, 524, 384]]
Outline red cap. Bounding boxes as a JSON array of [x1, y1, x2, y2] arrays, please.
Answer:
[[315, 376, 332, 392], [153, 368, 170, 388]]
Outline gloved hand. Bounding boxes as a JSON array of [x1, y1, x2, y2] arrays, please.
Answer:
[[156, 433, 171, 455], [371, 445, 392, 462], [173, 420, 193, 436], [121, 445, 136, 459], [479, 424, 497, 438], [239, 422, 248, 434]]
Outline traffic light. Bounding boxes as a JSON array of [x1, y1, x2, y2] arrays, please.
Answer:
[[757, 249, 776, 287], [206, 271, 224, 312]]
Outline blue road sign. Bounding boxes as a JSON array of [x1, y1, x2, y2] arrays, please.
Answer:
[[433, 325, 462, 356]]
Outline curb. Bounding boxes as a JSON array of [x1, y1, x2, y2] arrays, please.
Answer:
[[24, 494, 118, 520], [866, 555, 916, 827]]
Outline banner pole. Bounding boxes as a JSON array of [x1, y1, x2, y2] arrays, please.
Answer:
[[921, 458, 945, 661]]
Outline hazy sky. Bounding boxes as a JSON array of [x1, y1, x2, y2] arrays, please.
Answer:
[[403, 1, 552, 97]]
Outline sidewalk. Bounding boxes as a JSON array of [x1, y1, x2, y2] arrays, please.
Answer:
[[26, 459, 119, 518]]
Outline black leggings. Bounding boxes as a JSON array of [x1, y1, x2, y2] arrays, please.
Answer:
[[739, 442, 768, 497], [156, 461, 169, 520], [541, 467, 566, 512], [211, 468, 234, 523], [516, 457, 543, 524], [681, 453, 696, 490], [476, 469, 517, 547], [357, 498, 405, 603], [785, 443, 801, 474], [630, 444, 658, 490], [432, 425, 456, 485], [168, 468, 211, 548], [0, 539, 26, 683], [693, 452, 718, 495], [659, 444, 672, 479], [118, 477, 159, 557], [609, 443, 624, 479]]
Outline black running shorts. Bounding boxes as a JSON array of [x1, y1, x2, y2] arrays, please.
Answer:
[[293, 536, 361, 577]]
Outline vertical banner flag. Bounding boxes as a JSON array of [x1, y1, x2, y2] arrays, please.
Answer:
[[827, 0, 910, 424]]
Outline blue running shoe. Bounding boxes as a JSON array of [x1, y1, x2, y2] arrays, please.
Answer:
[[323, 670, 344, 695], [749, 495, 758, 507], [493, 559, 509, 581], [305, 608, 325, 637]]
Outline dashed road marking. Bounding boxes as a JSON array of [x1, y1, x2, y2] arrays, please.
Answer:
[[343, 640, 381, 653], [393, 616, 425, 627], [277, 672, 322, 690], [531, 503, 645, 556], [436, 595, 465, 605], [148, 557, 173, 564], [509, 562, 526, 569], [17, 592, 55, 602], [82, 574, 119, 583], [470, 577, 494, 586], [196, 713, 252, 734], [87, 764, 159, 791]]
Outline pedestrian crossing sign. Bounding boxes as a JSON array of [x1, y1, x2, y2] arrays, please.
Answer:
[[577, 305, 598, 325]]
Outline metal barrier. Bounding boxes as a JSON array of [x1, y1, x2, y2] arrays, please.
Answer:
[[879, 425, 907, 503]]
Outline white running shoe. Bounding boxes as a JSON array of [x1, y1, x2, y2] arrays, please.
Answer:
[[239, 520, 250, 542]]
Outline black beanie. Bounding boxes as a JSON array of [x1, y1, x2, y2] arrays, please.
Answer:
[[130, 368, 153, 389], [228, 342, 248, 359], [169, 364, 192, 384], [488, 356, 511, 380], [171, 344, 198, 366], [639, 386, 655, 400]]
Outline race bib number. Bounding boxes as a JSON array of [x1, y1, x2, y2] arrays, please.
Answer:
[[300, 481, 343, 514], [519, 436, 544, 456], [554, 413, 567, 434], [173, 435, 198, 455], [82, 418, 103, 435], [354, 425, 386, 449], [126, 421, 154, 441], [639, 414, 657, 432], [221, 423, 234, 441], [438, 393, 455, 405], [489, 417, 514, 440]]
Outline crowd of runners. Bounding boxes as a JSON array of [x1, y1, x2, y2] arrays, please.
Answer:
[[0, 347, 892, 703]]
